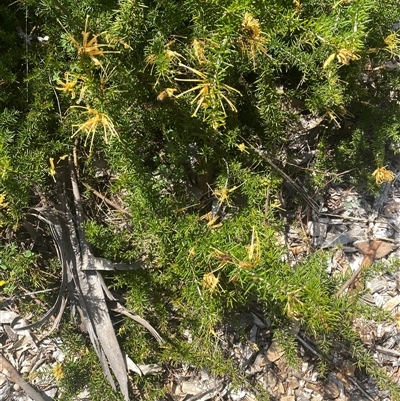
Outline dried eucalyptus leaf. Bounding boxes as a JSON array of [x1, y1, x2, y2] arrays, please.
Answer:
[[137, 363, 163, 375], [0, 310, 19, 324], [126, 355, 142, 376], [321, 227, 365, 249]]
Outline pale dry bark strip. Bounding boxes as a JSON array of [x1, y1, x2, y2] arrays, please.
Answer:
[[11, 158, 163, 401]]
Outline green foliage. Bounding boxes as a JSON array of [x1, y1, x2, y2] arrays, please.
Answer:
[[0, 244, 39, 295], [59, 325, 124, 401], [1, 0, 400, 399]]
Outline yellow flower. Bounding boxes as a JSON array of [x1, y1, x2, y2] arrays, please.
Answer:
[[49, 158, 56, 182], [372, 166, 397, 184], [70, 106, 119, 154], [202, 272, 219, 293], [385, 32, 400, 54], [238, 12, 268, 60], [0, 194, 8, 209], [175, 63, 241, 128], [0, 280, 6, 287], [53, 363, 64, 380], [56, 73, 78, 98], [59, 16, 116, 68], [192, 39, 206, 64], [323, 48, 360, 69], [157, 88, 177, 101], [213, 185, 240, 206], [236, 143, 249, 153]]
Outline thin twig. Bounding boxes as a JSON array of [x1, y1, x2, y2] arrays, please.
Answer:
[[335, 264, 365, 297], [247, 143, 320, 213], [15, 287, 59, 297], [347, 376, 375, 401], [296, 334, 323, 358], [81, 181, 131, 215], [49, 74, 63, 122], [17, 284, 55, 323]]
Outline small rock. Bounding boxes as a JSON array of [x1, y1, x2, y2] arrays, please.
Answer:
[[274, 357, 288, 374], [44, 386, 58, 398], [288, 377, 300, 390], [373, 293, 385, 307], [276, 381, 285, 396], [243, 393, 258, 401], [180, 381, 199, 394], [308, 221, 328, 246], [253, 353, 268, 369], [228, 388, 246, 401], [367, 277, 387, 293], [249, 324, 258, 343], [295, 389, 312, 401], [281, 396, 295, 401], [301, 361, 309, 373], [342, 359, 355, 377], [324, 379, 340, 399], [305, 382, 320, 392], [0, 311, 19, 324]]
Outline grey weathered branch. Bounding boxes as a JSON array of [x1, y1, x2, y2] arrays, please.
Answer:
[[12, 158, 163, 401]]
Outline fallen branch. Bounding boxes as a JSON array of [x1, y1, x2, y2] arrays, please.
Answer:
[[13, 158, 163, 401]]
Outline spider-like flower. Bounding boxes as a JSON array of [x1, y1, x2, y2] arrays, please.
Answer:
[[53, 363, 64, 380], [384, 32, 400, 55], [157, 88, 177, 101], [175, 63, 241, 124], [323, 48, 360, 69], [49, 157, 56, 182], [236, 143, 249, 153], [70, 106, 119, 153], [59, 16, 115, 67], [202, 272, 219, 293], [56, 73, 78, 98], [238, 12, 268, 59], [372, 166, 397, 184], [0, 194, 8, 209], [192, 39, 207, 64]]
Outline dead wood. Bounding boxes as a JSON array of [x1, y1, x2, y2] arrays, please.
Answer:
[[11, 158, 163, 401]]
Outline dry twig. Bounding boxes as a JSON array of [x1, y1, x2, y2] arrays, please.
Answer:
[[81, 181, 131, 215]]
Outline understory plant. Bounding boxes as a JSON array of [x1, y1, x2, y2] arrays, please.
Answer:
[[1, 0, 400, 399]]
